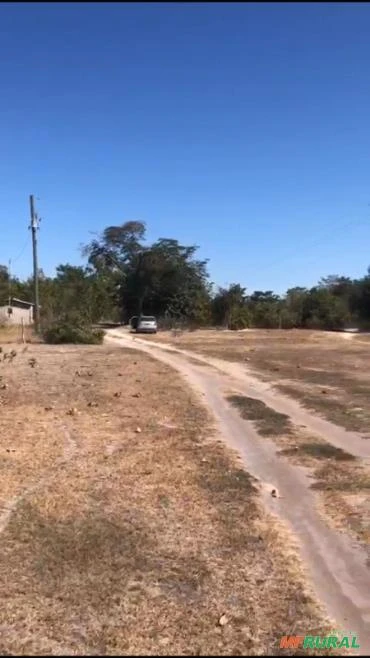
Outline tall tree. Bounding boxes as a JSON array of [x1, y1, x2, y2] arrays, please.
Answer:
[[281, 287, 308, 328], [212, 284, 249, 329], [83, 223, 212, 324], [248, 291, 281, 328]]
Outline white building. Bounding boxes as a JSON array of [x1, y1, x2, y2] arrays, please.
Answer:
[[0, 298, 35, 325]]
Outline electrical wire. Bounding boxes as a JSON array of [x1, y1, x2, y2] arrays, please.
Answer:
[[10, 234, 31, 265]]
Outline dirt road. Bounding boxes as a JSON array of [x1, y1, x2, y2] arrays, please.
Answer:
[[107, 329, 370, 654]]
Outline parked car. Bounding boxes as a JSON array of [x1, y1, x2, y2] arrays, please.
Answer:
[[130, 315, 157, 334]]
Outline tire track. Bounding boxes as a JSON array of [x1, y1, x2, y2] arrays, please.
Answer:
[[107, 330, 370, 655]]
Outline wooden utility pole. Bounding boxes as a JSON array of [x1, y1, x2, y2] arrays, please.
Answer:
[[29, 195, 40, 333], [7, 259, 11, 307]]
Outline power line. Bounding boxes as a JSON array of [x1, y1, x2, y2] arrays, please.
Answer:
[[5, 236, 31, 305], [10, 234, 31, 265]]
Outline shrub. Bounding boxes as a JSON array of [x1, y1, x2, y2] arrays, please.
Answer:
[[43, 321, 104, 345], [228, 306, 249, 331]]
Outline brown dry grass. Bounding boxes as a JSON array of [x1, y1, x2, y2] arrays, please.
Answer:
[[0, 341, 336, 655], [226, 392, 370, 551], [141, 329, 370, 434], [0, 324, 38, 344]]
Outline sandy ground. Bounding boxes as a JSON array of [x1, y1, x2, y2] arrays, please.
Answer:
[[107, 329, 370, 654], [0, 341, 337, 656], [137, 328, 370, 551], [139, 328, 370, 434]]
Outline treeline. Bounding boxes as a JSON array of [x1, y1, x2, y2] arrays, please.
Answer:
[[1, 221, 370, 331]]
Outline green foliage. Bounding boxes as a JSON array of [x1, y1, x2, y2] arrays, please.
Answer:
[[301, 287, 351, 330], [212, 284, 248, 329], [43, 320, 104, 345], [228, 305, 250, 331], [0, 265, 27, 306], [83, 223, 212, 324], [248, 291, 281, 329], [4, 217, 370, 334]]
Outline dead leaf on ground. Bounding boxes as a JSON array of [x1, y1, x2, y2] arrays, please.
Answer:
[[218, 614, 229, 627], [67, 408, 78, 416]]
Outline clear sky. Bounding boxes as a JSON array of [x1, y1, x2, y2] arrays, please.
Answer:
[[1, 2, 370, 294]]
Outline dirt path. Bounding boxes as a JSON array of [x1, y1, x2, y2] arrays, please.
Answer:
[[107, 329, 370, 654], [117, 332, 370, 459]]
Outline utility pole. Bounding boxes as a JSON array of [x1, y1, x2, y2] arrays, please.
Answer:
[[29, 195, 40, 333], [8, 259, 11, 307]]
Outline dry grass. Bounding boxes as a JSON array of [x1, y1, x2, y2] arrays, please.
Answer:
[[141, 329, 370, 434], [227, 392, 370, 552], [0, 324, 38, 344], [279, 442, 356, 462], [312, 463, 370, 547], [0, 342, 336, 655], [227, 395, 293, 437]]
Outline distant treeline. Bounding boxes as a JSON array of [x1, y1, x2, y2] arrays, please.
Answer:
[[1, 222, 369, 331]]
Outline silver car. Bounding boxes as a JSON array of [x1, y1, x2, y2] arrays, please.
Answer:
[[131, 315, 157, 334]]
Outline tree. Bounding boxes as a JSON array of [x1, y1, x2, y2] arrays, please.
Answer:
[[83, 221, 146, 272], [350, 274, 370, 328], [212, 284, 249, 329], [0, 265, 9, 304], [248, 291, 281, 328], [83, 223, 212, 325], [0, 264, 31, 307], [301, 286, 350, 330], [281, 287, 308, 328]]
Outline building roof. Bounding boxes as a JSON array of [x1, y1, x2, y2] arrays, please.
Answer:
[[11, 297, 35, 307], [0, 298, 35, 309]]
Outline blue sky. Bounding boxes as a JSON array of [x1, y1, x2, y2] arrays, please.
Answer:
[[1, 2, 370, 294]]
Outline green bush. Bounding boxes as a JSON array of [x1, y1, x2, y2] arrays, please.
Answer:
[[228, 306, 250, 331], [43, 322, 104, 345]]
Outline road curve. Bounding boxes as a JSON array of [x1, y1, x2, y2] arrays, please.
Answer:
[[107, 329, 370, 654]]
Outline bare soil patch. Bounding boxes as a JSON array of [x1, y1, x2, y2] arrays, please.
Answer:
[[0, 342, 335, 655]]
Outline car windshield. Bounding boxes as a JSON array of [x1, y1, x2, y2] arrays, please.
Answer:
[[140, 316, 156, 322]]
